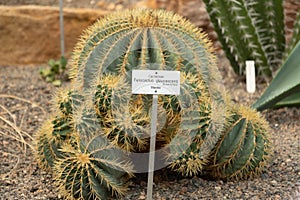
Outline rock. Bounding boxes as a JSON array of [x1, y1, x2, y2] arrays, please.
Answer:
[[215, 186, 221, 191], [270, 180, 278, 186], [0, 5, 109, 66]]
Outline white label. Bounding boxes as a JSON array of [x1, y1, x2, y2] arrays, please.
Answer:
[[246, 60, 256, 93], [132, 70, 180, 95]]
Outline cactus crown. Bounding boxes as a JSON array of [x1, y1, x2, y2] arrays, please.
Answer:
[[69, 9, 218, 87]]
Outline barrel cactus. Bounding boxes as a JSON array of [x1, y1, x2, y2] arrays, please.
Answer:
[[53, 134, 133, 200], [67, 8, 227, 175], [35, 8, 272, 199], [35, 115, 74, 170], [207, 104, 271, 180]]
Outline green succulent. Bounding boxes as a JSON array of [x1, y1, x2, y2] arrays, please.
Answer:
[[203, 0, 298, 79], [207, 105, 271, 180], [39, 56, 68, 86]]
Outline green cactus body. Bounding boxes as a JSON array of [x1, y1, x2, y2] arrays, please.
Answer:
[[93, 76, 151, 152], [67, 8, 225, 165], [35, 117, 74, 169], [165, 73, 212, 176], [69, 9, 219, 88], [54, 135, 133, 200], [56, 89, 83, 116], [208, 105, 271, 180], [52, 116, 73, 138], [203, 0, 285, 78], [94, 85, 112, 117]]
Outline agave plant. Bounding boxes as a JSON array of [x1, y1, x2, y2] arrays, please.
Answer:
[[203, 0, 300, 78], [203, 0, 300, 110], [253, 11, 300, 110], [253, 40, 300, 110]]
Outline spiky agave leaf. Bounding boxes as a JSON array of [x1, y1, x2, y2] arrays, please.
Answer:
[[284, 10, 300, 60], [207, 105, 271, 180], [203, 0, 284, 78], [252, 41, 300, 111], [54, 134, 133, 200]]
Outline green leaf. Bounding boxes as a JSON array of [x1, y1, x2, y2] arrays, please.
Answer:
[[48, 59, 56, 67], [51, 63, 60, 74], [60, 56, 67, 70], [45, 76, 54, 83], [52, 79, 62, 86], [39, 68, 52, 77], [275, 91, 300, 108], [252, 41, 300, 111]]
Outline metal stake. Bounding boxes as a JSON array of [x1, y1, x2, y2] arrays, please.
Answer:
[[59, 0, 65, 57], [147, 94, 158, 200]]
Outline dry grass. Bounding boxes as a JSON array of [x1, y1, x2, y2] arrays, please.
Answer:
[[0, 94, 45, 179]]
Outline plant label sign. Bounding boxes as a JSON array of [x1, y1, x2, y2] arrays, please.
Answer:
[[132, 69, 180, 200], [132, 70, 180, 95]]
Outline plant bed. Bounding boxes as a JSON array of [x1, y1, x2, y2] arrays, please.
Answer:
[[0, 55, 299, 199]]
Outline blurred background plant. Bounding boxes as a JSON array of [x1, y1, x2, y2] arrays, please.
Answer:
[[39, 56, 69, 87], [253, 40, 300, 110], [252, 10, 300, 110], [202, 0, 300, 110]]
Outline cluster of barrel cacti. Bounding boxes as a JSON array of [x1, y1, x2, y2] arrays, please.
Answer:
[[35, 9, 272, 200]]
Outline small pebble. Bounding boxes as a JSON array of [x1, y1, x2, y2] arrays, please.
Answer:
[[215, 186, 222, 191], [270, 180, 277, 186]]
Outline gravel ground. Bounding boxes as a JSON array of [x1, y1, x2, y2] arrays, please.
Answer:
[[0, 55, 299, 200]]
